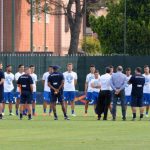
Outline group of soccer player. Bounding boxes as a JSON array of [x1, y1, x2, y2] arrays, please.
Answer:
[[0, 61, 150, 121]]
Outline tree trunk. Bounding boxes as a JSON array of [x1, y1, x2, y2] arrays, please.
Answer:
[[68, 19, 82, 54]]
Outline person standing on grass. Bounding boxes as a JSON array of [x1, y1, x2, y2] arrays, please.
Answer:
[[125, 68, 132, 111], [48, 65, 69, 120], [84, 65, 98, 116], [143, 65, 150, 117], [3, 65, 15, 116], [96, 67, 111, 120], [42, 66, 53, 116], [30, 65, 38, 116], [0, 62, 5, 120], [63, 63, 77, 116], [15, 64, 25, 116], [109, 65, 114, 114], [90, 70, 101, 114], [17, 67, 33, 120], [110, 66, 127, 121], [129, 67, 145, 121]]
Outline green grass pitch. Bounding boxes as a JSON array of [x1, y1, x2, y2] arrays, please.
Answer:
[[0, 105, 150, 150]]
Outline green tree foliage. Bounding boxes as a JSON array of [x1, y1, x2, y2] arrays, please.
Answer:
[[81, 36, 101, 54], [89, 0, 150, 55]]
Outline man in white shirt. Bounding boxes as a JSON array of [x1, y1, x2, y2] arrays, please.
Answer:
[[3, 65, 15, 116], [125, 68, 132, 111], [143, 65, 150, 117], [15, 64, 24, 115], [96, 67, 111, 120], [30, 65, 37, 116], [42, 66, 53, 116], [90, 70, 101, 113], [63, 63, 77, 116], [84, 65, 96, 116]]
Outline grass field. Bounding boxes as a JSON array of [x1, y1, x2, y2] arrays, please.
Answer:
[[0, 105, 150, 150]]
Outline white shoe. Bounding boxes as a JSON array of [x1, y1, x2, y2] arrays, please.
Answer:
[[145, 114, 149, 118], [2, 113, 4, 116], [71, 113, 76, 117], [9, 113, 15, 116]]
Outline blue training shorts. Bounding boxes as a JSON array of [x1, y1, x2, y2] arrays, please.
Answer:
[[63, 91, 76, 102]]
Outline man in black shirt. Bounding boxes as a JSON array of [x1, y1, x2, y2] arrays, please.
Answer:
[[48, 65, 69, 120], [0, 62, 4, 119], [17, 67, 33, 120], [129, 67, 145, 121]]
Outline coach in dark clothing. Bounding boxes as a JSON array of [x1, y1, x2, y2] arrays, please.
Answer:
[[0, 62, 4, 119], [96, 67, 112, 120], [110, 66, 127, 121], [129, 67, 145, 121], [17, 67, 33, 120], [48, 65, 69, 120]]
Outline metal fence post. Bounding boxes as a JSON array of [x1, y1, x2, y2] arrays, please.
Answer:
[[12, 0, 15, 52], [30, 0, 33, 53]]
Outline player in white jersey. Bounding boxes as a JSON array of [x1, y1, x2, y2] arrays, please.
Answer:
[[143, 65, 150, 117], [109, 65, 114, 114], [15, 64, 24, 115], [90, 70, 101, 113], [3, 65, 15, 116], [42, 66, 53, 116], [84, 65, 98, 116], [30, 65, 37, 116], [125, 68, 132, 111], [63, 63, 77, 116]]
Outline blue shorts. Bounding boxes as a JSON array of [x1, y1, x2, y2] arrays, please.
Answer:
[[15, 92, 21, 99], [143, 93, 150, 106], [43, 91, 51, 103], [91, 92, 99, 105], [32, 92, 37, 103], [125, 96, 131, 105], [86, 92, 93, 102], [4, 92, 14, 103], [64, 91, 76, 102]]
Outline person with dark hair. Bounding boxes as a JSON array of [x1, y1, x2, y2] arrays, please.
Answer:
[[17, 67, 33, 120], [143, 65, 150, 117], [29, 65, 38, 116], [84, 65, 99, 116], [125, 68, 132, 111], [0, 62, 4, 119], [15, 64, 25, 115], [96, 67, 112, 120], [3, 65, 15, 116], [110, 66, 127, 121], [129, 67, 145, 121], [90, 70, 101, 113], [48, 65, 69, 120], [42, 66, 53, 116]]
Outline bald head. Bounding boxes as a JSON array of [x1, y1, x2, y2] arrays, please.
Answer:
[[117, 66, 123, 72]]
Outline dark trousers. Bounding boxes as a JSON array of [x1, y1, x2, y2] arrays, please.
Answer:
[[96, 90, 111, 120], [112, 90, 126, 119]]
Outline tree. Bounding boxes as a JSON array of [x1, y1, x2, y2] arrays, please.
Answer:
[[27, 0, 107, 54], [89, 0, 150, 55]]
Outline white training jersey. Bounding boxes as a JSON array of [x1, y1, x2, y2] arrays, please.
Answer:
[[143, 74, 150, 93], [90, 78, 101, 93], [42, 72, 50, 92], [63, 71, 77, 91], [86, 73, 95, 92], [15, 72, 25, 92], [125, 75, 132, 96], [30, 73, 37, 92], [4, 72, 15, 92]]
